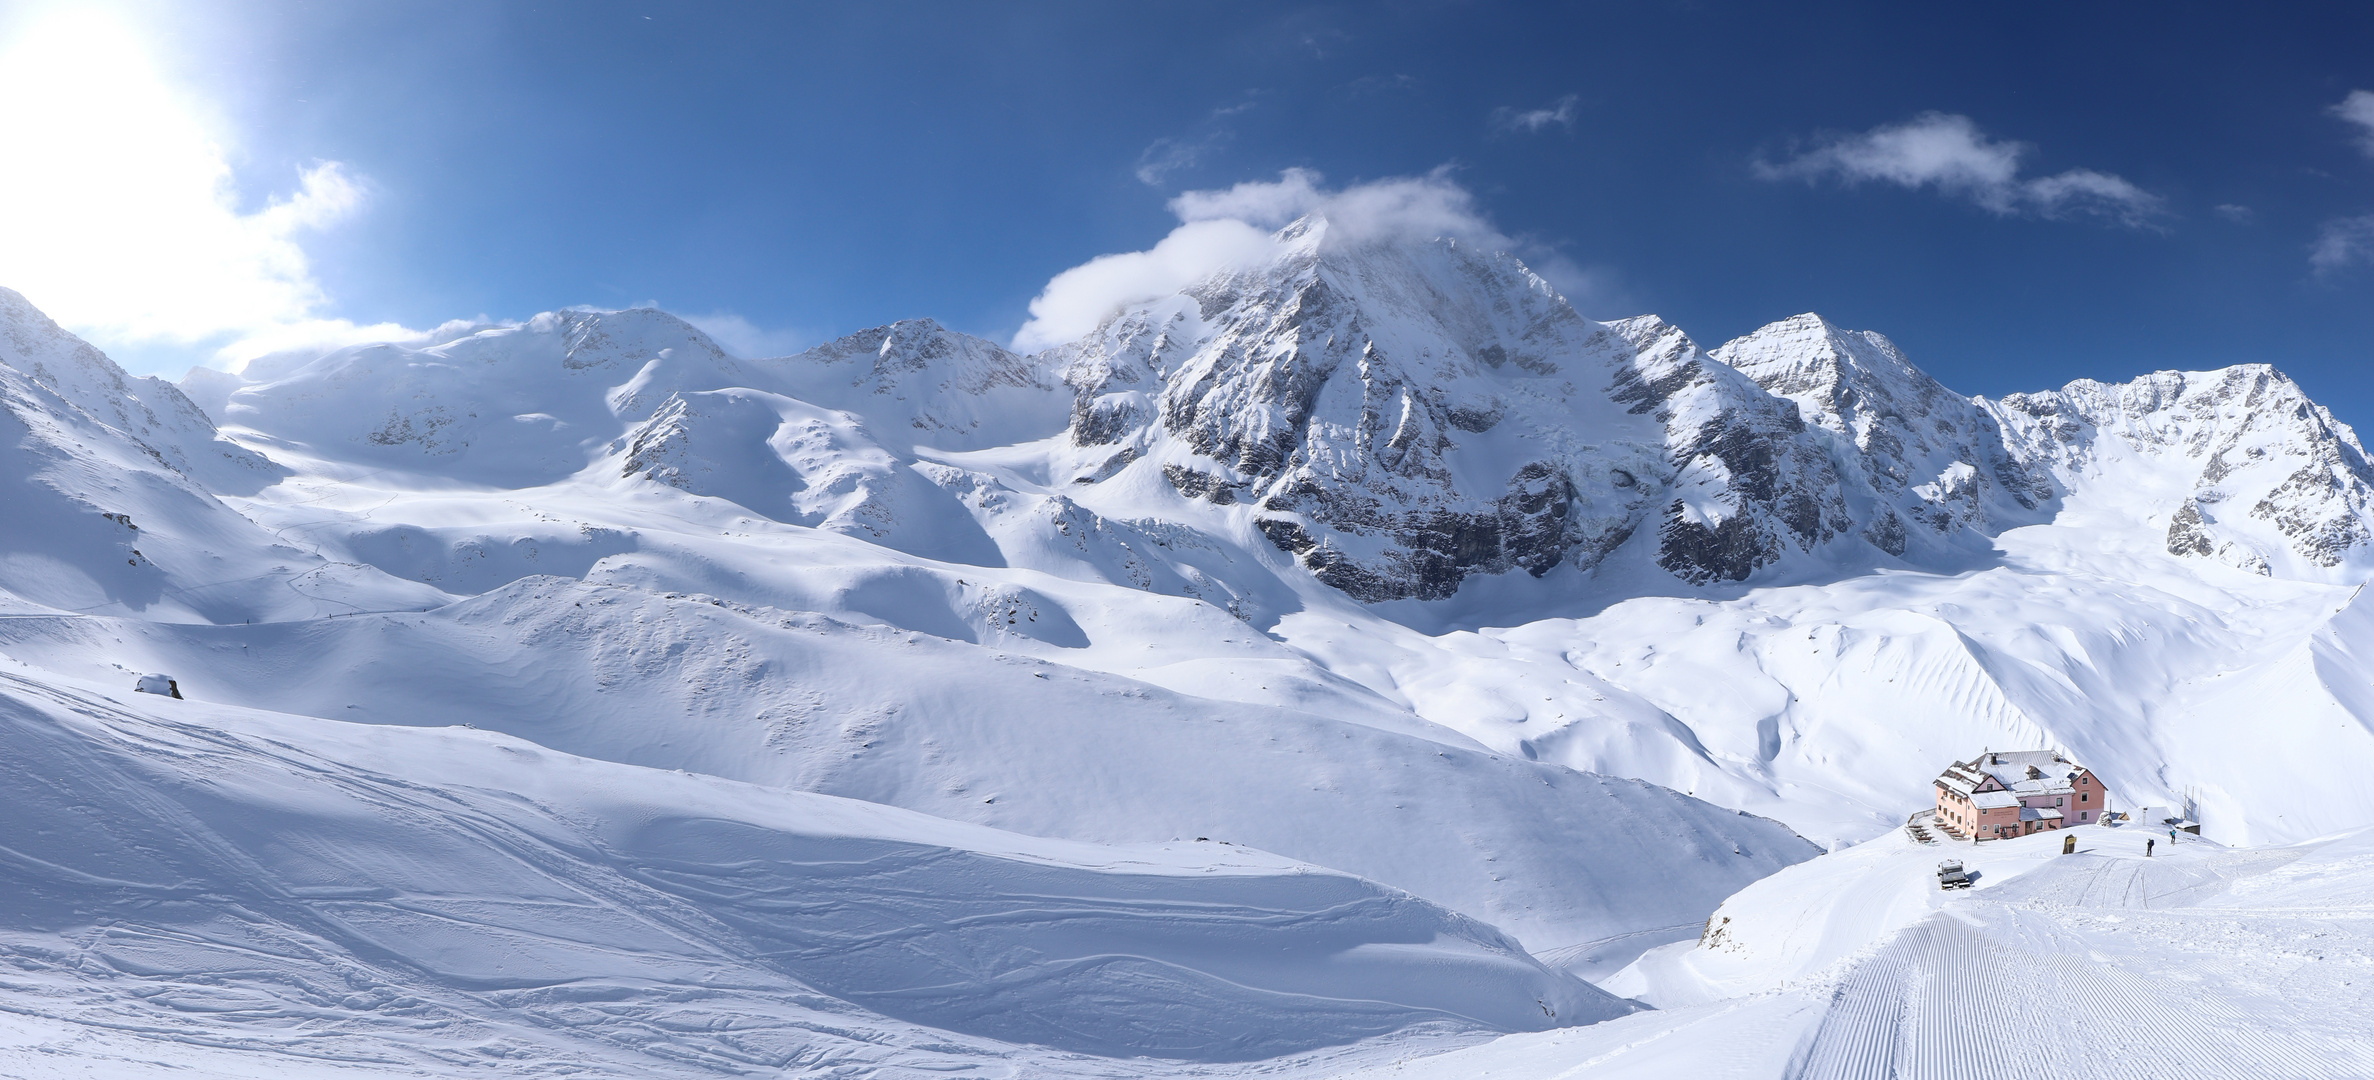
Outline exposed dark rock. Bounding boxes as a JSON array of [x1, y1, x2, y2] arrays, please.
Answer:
[[2167, 499, 2217, 558], [1071, 394, 1141, 446], [1255, 516, 1318, 554], [1164, 465, 1242, 505], [1657, 502, 1779, 585]]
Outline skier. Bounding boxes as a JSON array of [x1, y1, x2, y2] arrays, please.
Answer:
[[2170, 827, 2179, 846], [2146, 838, 2155, 857]]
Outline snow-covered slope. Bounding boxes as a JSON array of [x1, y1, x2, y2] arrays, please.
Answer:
[[0, 577, 1816, 959], [220, 307, 753, 487], [1347, 825, 2374, 1079], [0, 289, 440, 623], [0, 662, 1630, 1074]]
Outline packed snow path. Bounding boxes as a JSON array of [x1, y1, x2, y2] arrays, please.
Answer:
[[1335, 826, 2374, 1079]]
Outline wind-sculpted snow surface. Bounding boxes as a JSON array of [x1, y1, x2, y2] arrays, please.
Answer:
[[0, 577, 1820, 959], [0, 666, 1624, 1074]]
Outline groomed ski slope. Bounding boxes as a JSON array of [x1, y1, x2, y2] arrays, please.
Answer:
[[0, 659, 1628, 1077], [1329, 825, 2374, 1079]]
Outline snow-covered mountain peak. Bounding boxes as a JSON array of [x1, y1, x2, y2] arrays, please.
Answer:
[[1713, 313, 2050, 555], [772, 318, 1069, 451], [1711, 312, 1934, 416], [1989, 363, 2374, 577], [213, 305, 752, 486], [1052, 229, 1677, 602]]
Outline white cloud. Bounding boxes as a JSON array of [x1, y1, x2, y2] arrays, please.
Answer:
[[1756, 112, 2163, 226], [2214, 203, 2254, 223], [1135, 135, 1220, 187], [1133, 99, 1257, 187], [0, 9, 407, 370], [1012, 218, 1276, 351], [2311, 215, 2374, 274], [682, 311, 809, 357], [2333, 90, 2374, 156], [1014, 168, 1619, 351], [1168, 166, 1517, 248], [1491, 95, 1577, 134]]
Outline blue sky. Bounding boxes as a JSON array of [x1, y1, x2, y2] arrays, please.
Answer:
[[4, 2, 2374, 420]]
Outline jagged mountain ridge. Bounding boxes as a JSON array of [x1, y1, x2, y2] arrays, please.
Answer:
[[161, 221, 2374, 600], [1053, 221, 1868, 602], [1709, 313, 2051, 558], [95, 226, 2374, 850], [1048, 222, 2374, 594]]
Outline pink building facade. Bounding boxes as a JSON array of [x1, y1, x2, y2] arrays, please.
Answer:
[[1933, 751, 2108, 842]]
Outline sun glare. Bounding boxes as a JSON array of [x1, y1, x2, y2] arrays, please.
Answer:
[[0, 8, 363, 358]]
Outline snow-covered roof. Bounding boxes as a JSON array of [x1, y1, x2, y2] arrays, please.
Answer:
[[1972, 791, 2019, 810], [1939, 750, 2091, 798], [2020, 807, 2064, 821]]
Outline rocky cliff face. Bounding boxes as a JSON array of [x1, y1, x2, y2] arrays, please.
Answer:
[[1054, 223, 1884, 598], [1051, 227, 2374, 599], [1710, 313, 2050, 558], [1605, 315, 1855, 584], [1056, 221, 1673, 601]]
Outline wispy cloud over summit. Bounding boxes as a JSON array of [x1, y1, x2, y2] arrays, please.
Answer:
[[1756, 112, 2163, 227], [1014, 168, 1614, 351]]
